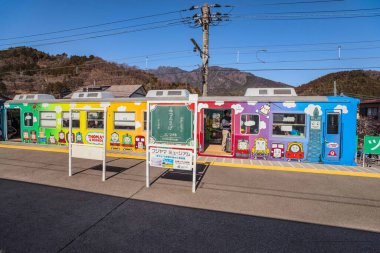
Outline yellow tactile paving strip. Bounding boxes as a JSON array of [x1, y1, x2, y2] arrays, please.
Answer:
[[1, 143, 379, 179]]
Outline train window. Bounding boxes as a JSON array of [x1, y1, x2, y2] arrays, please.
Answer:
[[168, 91, 181, 96], [114, 112, 135, 130], [259, 90, 267, 95], [26, 95, 35, 99], [156, 91, 163, 96], [143, 111, 147, 131], [87, 93, 98, 98], [274, 89, 291, 95], [327, 113, 339, 134], [62, 111, 80, 128], [272, 113, 306, 137], [40, 111, 57, 128], [24, 112, 34, 127], [240, 114, 259, 134], [87, 112, 104, 129]]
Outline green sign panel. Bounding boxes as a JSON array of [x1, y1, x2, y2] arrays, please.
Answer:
[[150, 105, 193, 145], [364, 136, 380, 155]]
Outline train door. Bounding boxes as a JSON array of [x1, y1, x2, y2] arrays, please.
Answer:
[[6, 108, 21, 142], [200, 108, 233, 156], [0, 105, 3, 140], [323, 110, 341, 162]]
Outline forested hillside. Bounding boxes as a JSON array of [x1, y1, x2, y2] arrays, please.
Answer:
[[0, 47, 198, 98], [296, 70, 380, 99]]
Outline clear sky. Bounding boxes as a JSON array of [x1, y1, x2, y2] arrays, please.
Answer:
[[0, 0, 379, 86]]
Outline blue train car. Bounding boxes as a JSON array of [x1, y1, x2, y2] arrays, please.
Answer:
[[197, 89, 360, 166]]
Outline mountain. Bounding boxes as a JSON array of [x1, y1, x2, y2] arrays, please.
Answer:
[[149, 66, 292, 96], [296, 70, 380, 99], [0, 47, 199, 98]]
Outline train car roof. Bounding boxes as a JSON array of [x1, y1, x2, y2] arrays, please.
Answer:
[[4, 95, 359, 104], [199, 96, 359, 103]]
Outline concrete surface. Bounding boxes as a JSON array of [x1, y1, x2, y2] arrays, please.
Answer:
[[1, 148, 380, 252]]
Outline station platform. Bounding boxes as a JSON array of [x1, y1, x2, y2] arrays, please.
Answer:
[[1, 141, 380, 179]]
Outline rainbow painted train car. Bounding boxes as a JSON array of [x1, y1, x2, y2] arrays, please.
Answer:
[[0, 88, 359, 165]]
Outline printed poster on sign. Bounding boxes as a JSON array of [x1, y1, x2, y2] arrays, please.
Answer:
[[149, 147, 193, 170], [327, 142, 339, 148], [86, 132, 104, 145]]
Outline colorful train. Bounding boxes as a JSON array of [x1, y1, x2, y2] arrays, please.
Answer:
[[0, 88, 359, 165]]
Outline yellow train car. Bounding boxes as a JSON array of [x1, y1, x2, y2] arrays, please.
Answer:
[[4, 92, 148, 153]]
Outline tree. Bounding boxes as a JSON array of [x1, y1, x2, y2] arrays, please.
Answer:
[[0, 80, 7, 95], [357, 116, 380, 145]]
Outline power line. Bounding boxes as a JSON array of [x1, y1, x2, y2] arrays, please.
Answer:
[[233, 7, 380, 15], [2, 36, 380, 76], [231, 14, 380, 20], [0, 49, 196, 76], [228, 7, 380, 20], [0, 18, 185, 47], [211, 46, 380, 56], [1, 52, 379, 76], [209, 39, 380, 50], [4, 22, 183, 48], [234, 0, 345, 7], [151, 66, 380, 75], [0, 1, 345, 43], [212, 56, 380, 66], [0, 9, 189, 41], [0, 19, 186, 46]]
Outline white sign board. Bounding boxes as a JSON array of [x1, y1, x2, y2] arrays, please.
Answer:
[[69, 107, 107, 181], [72, 144, 104, 160], [149, 147, 193, 170], [146, 95, 198, 192]]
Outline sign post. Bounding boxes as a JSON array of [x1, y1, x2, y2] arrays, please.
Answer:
[[362, 136, 380, 167], [69, 107, 107, 181], [146, 95, 198, 192]]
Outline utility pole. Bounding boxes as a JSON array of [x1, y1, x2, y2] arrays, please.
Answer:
[[333, 80, 337, 96], [187, 3, 231, 96], [201, 4, 210, 96]]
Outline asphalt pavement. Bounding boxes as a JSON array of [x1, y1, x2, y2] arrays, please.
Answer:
[[1, 147, 380, 252], [1, 179, 380, 253]]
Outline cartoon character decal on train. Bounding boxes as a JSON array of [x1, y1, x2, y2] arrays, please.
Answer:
[[76, 132, 84, 144], [58, 131, 66, 144], [30, 130, 37, 143], [110, 132, 120, 150], [252, 138, 270, 160], [286, 142, 304, 162], [66, 132, 75, 144], [271, 143, 284, 159], [235, 137, 250, 158], [121, 133, 133, 150], [135, 135, 146, 150]]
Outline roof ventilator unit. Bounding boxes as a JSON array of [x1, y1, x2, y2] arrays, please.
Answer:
[[146, 89, 190, 98], [244, 88, 297, 96], [71, 91, 115, 99], [13, 94, 56, 100]]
